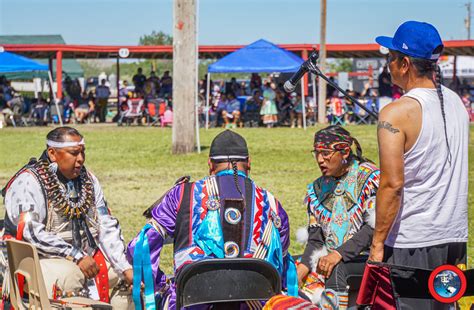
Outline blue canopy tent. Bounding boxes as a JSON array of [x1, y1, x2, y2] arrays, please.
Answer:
[[208, 39, 304, 73], [0, 51, 48, 72], [0, 50, 63, 125], [205, 39, 309, 129]]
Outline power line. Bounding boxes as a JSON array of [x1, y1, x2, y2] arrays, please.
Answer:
[[465, 1, 471, 40]]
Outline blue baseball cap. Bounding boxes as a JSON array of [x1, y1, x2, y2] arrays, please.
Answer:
[[376, 21, 443, 60]]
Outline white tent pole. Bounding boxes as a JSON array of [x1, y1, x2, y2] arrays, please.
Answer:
[[205, 72, 211, 130], [195, 95, 201, 153], [48, 70, 63, 126], [301, 81, 306, 130], [195, 0, 201, 153], [312, 74, 317, 125]]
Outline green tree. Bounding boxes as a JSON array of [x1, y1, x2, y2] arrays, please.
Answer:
[[136, 31, 173, 75], [329, 59, 353, 72], [139, 31, 173, 46]]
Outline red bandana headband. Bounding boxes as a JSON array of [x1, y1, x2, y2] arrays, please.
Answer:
[[314, 131, 353, 151]]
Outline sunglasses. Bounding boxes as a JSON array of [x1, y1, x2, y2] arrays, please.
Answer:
[[311, 149, 337, 161]]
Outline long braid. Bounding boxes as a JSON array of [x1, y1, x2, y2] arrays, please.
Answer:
[[433, 64, 452, 164], [231, 160, 244, 198], [352, 137, 374, 164]]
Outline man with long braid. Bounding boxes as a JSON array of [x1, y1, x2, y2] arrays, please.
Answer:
[[368, 21, 469, 308], [127, 130, 297, 309]]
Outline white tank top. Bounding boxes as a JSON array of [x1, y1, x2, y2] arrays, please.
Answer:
[[385, 86, 469, 248]]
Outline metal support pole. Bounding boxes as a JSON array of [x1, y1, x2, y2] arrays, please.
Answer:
[[301, 80, 306, 130], [312, 74, 317, 124], [116, 57, 120, 120], [56, 51, 62, 100], [318, 0, 327, 124], [48, 70, 63, 126], [205, 72, 210, 129]]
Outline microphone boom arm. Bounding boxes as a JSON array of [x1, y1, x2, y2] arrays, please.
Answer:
[[306, 51, 379, 119]]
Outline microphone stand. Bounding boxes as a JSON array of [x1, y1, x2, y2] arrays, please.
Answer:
[[304, 51, 379, 119]]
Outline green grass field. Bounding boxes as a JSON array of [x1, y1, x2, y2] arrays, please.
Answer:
[[0, 125, 473, 273]]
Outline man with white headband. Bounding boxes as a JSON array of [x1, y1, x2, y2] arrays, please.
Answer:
[[2, 126, 133, 308]]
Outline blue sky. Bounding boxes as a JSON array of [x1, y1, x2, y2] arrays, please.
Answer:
[[0, 0, 470, 45]]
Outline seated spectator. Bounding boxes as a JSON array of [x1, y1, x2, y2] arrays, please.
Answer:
[[326, 92, 346, 125], [0, 92, 12, 128], [30, 96, 50, 126], [119, 80, 130, 98], [243, 89, 262, 127], [260, 89, 278, 128], [75, 92, 95, 123], [344, 90, 356, 124], [276, 90, 292, 126], [214, 93, 227, 127], [305, 96, 316, 125], [222, 92, 241, 128]]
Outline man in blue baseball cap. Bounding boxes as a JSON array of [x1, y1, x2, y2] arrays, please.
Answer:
[[368, 21, 469, 308]]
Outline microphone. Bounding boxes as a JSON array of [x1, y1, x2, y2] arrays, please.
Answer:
[[284, 50, 319, 93]]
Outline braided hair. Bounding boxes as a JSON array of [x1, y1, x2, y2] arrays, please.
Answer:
[[211, 157, 247, 199], [231, 160, 244, 198], [393, 47, 451, 164]]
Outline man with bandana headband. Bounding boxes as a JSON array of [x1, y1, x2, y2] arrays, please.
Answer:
[[296, 125, 379, 309], [2, 126, 133, 307], [127, 130, 297, 309]]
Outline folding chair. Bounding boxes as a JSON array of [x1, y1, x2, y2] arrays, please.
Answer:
[[6, 239, 111, 310], [119, 99, 144, 126], [354, 99, 370, 125], [175, 258, 281, 310], [160, 109, 173, 127], [329, 97, 345, 126], [357, 261, 474, 309], [9, 96, 29, 127], [146, 100, 160, 126]]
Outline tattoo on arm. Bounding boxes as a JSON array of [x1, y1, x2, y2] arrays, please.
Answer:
[[377, 121, 400, 134]]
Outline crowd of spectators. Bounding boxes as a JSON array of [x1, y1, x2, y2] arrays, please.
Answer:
[[1, 66, 473, 128], [197, 69, 474, 128], [60, 68, 174, 126], [0, 76, 17, 128], [198, 73, 317, 128]]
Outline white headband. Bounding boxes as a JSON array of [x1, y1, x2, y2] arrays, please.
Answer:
[[46, 138, 85, 148], [209, 155, 248, 160]]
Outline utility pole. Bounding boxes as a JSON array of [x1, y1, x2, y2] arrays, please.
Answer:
[[172, 0, 197, 154], [317, 0, 327, 124], [466, 2, 472, 39]]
